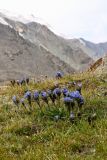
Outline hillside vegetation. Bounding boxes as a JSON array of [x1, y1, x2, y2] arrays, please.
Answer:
[[0, 72, 107, 160]]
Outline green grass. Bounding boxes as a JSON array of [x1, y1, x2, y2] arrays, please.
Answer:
[[0, 73, 107, 159]]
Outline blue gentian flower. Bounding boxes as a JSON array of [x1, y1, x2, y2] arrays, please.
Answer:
[[41, 91, 50, 109], [12, 95, 17, 103], [20, 98, 26, 107], [24, 91, 31, 99], [41, 91, 47, 99], [24, 91, 32, 106], [12, 95, 19, 107], [33, 91, 41, 109], [53, 88, 61, 97], [69, 91, 84, 109], [34, 91, 39, 100], [69, 91, 81, 99], [62, 88, 68, 94], [53, 88, 61, 106], [41, 91, 49, 104], [20, 79, 25, 85], [55, 71, 63, 79], [20, 98, 25, 103], [65, 91, 70, 97], [64, 97, 74, 103], [62, 88, 69, 97]]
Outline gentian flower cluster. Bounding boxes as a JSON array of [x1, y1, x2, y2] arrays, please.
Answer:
[[12, 75, 85, 123], [55, 71, 63, 79]]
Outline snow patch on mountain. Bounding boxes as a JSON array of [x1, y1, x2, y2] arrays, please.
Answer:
[[0, 17, 8, 25], [0, 15, 13, 29], [0, 9, 47, 25], [79, 38, 86, 46]]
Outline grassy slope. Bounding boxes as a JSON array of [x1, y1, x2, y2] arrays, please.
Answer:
[[0, 73, 107, 160]]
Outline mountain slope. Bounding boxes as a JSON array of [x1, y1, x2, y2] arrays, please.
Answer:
[[0, 23, 74, 81], [0, 11, 107, 81], [5, 17, 107, 69], [80, 38, 107, 59], [0, 14, 93, 71]]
